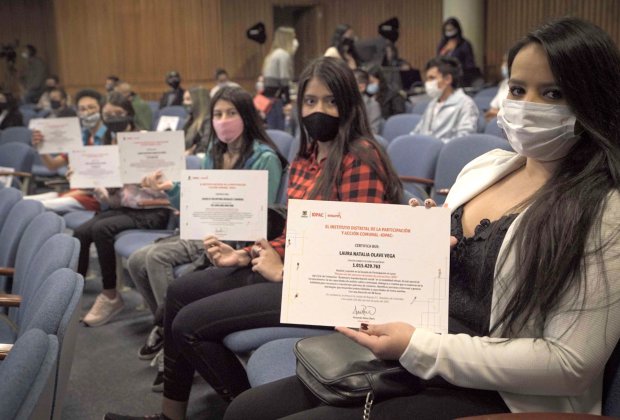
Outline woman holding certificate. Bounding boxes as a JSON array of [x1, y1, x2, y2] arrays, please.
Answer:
[[104, 57, 403, 420], [221, 18, 620, 420]]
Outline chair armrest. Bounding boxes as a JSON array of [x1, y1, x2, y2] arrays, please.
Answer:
[[0, 294, 21, 307], [44, 179, 70, 187], [0, 267, 15, 276], [0, 343, 13, 360], [137, 199, 172, 208], [0, 171, 31, 178], [436, 188, 450, 196], [399, 176, 434, 186]]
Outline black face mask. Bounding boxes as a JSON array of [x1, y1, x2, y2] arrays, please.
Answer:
[[302, 112, 340, 143], [50, 99, 62, 110], [104, 115, 133, 133], [167, 78, 180, 89]]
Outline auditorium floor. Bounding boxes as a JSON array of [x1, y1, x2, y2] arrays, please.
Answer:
[[61, 249, 228, 420]]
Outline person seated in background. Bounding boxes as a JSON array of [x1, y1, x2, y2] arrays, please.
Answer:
[[324, 23, 358, 69], [159, 71, 184, 109], [367, 65, 406, 120], [224, 17, 620, 420], [105, 75, 120, 93], [19, 44, 47, 104], [182, 86, 211, 153], [209, 68, 240, 98], [411, 56, 478, 143], [353, 68, 382, 134], [74, 91, 171, 328], [0, 91, 24, 129], [27, 89, 107, 214], [485, 54, 510, 121], [46, 87, 77, 118], [115, 82, 153, 131], [36, 75, 60, 111]]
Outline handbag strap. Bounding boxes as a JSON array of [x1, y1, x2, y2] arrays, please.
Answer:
[[363, 391, 374, 420]]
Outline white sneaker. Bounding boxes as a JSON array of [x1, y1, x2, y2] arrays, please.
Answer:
[[83, 293, 125, 327]]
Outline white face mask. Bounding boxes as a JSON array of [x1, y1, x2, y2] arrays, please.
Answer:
[[292, 38, 299, 54], [445, 29, 458, 38], [425, 79, 443, 99], [497, 98, 579, 162]]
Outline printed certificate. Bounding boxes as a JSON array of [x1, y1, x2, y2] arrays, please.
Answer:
[[156, 116, 180, 131], [281, 199, 450, 332], [180, 169, 268, 242], [117, 131, 185, 184], [29, 117, 83, 154], [69, 145, 123, 189]]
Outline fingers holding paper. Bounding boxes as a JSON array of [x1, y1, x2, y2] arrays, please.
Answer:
[[204, 236, 249, 267], [250, 239, 283, 282], [335, 322, 416, 361]]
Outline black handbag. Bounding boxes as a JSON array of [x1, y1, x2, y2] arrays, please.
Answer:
[[294, 333, 422, 408]]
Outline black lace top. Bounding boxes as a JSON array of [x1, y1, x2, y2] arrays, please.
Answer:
[[448, 205, 518, 336]]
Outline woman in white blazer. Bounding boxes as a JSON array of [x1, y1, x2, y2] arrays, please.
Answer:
[[223, 17, 620, 420]]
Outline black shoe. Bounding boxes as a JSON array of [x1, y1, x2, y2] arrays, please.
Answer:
[[138, 326, 163, 360]]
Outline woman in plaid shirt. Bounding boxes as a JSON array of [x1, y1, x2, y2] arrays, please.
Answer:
[[105, 57, 402, 420]]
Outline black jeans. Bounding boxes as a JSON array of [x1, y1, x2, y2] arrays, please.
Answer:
[[224, 376, 510, 420], [163, 266, 287, 402], [73, 207, 169, 290]]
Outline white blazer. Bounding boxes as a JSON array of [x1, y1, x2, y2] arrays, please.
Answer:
[[399, 149, 620, 414]]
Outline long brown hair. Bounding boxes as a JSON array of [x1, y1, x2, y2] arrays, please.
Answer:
[[295, 57, 402, 204]]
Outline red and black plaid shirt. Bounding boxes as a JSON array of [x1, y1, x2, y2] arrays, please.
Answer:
[[248, 140, 389, 258]]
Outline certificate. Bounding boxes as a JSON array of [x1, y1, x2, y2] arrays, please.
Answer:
[[156, 116, 180, 131], [117, 131, 185, 184], [0, 166, 14, 188], [69, 145, 123, 189], [29, 117, 83, 154], [180, 169, 268, 241], [281, 199, 450, 332]]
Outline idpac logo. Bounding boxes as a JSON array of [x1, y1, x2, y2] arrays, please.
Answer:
[[301, 210, 308, 218]]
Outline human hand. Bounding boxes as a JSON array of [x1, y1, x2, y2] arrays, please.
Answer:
[[408, 198, 457, 249], [336, 322, 416, 360], [31, 130, 44, 149], [204, 236, 250, 267], [250, 239, 283, 282], [141, 170, 173, 191]]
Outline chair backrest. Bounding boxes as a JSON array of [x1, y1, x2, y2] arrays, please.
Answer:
[[12, 234, 80, 325], [411, 98, 431, 114], [381, 114, 422, 142], [0, 199, 44, 280], [147, 101, 159, 115], [603, 339, 620, 416], [484, 117, 505, 138], [0, 187, 22, 232], [185, 155, 201, 170], [387, 134, 443, 180], [473, 95, 492, 112], [0, 126, 28, 147], [0, 142, 36, 173], [266, 129, 294, 158], [0, 329, 58, 420], [153, 105, 187, 130], [473, 86, 499, 99], [373, 134, 389, 150], [0, 126, 33, 146], [287, 134, 301, 163], [432, 134, 513, 204]]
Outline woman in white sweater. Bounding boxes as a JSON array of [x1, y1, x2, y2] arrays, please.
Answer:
[[224, 17, 620, 420]]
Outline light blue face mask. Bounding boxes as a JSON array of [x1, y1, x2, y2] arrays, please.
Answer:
[[366, 83, 379, 95]]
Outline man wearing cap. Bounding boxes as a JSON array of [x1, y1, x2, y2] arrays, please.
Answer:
[[159, 70, 184, 109]]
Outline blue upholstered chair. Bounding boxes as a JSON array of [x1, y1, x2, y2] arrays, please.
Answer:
[[0, 126, 32, 146], [0, 329, 58, 420], [0, 187, 22, 233], [484, 117, 506, 138], [266, 129, 294, 158], [381, 114, 422, 143]]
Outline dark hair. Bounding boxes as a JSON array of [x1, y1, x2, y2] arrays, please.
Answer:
[[215, 68, 228, 78], [367, 65, 392, 103], [296, 57, 402, 204], [75, 89, 103, 107], [106, 75, 120, 82], [0, 91, 19, 111], [330, 24, 351, 47], [102, 91, 136, 143], [208, 87, 287, 169], [493, 17, 620, 337], [26, 44, 36, 56], [425, 56, 462, 88], [442, 17, 463, 39], [48, 74, 60, 83], [353, 68, 369, 85], [50, 87, 67, 100]]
